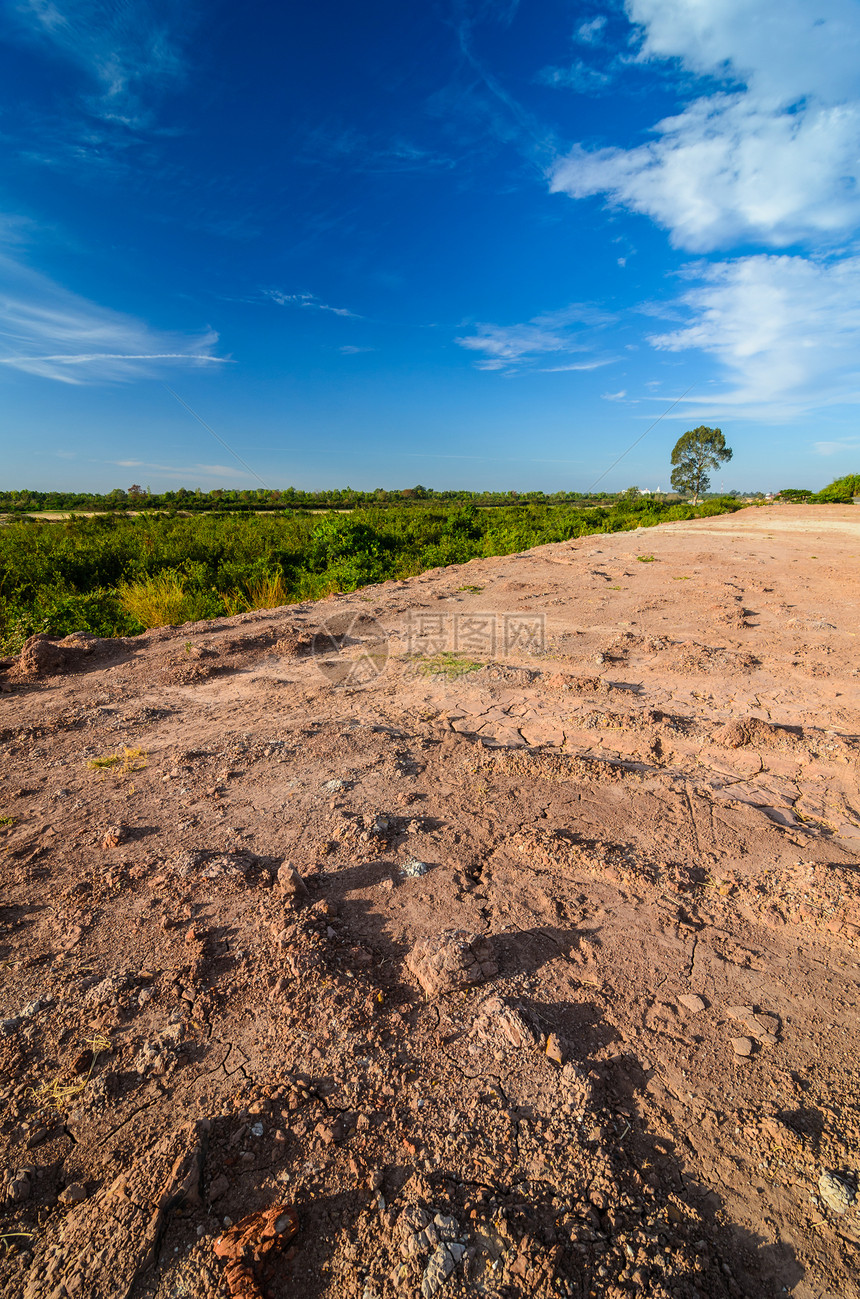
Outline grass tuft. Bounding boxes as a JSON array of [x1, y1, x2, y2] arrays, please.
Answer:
[[117, 571, 206, 628], [87, 746, 147, 776], [636, 554, 656, 563], [418, 651, 483, 679]]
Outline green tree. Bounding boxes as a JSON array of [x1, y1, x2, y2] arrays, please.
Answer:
[[670, 426, 732, 503]]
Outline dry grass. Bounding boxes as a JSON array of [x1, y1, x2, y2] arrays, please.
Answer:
[[87, 746, 147, 776], [117, 572, 207, 628], [31, 1034, 112, 1111], [222, 570, 291, 616]]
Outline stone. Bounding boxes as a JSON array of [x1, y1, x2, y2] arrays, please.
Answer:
[[678, 994, 706, 1014], [731, 1036, 754, 1058], [101, 824, 128, 850], [59, 1183, 88, 1206], [546, 1033, 564, 1065], [276, 864, 309, 904], [472, 996, 536, 1050], [7, 1170, 32, 1203], [400, 858, 432, 879], [818, 1170, 857, 1215], [207, 1174, 230, 1204], [406, 931, 498, 998], [421, 1243, 462, 1298]]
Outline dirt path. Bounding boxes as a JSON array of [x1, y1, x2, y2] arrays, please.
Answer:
[[0, 504, 858, 1299]]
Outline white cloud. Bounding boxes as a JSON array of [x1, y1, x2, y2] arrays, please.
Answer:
[[456, 304, 613, 372], [626, 0, 860, 106], [814, 438, 860, 455], [110, 460, 250, 479], [576, 16, 607, 44], [539, 358, 617, 372], [549, 0, 860, 251], [13, 0, 186, 126], [264, 290, 360, 318], [602, 389, 627, 401], [648, 253, 860, 411], [537, 61, 610, 92], [0, 251, 226, 383]]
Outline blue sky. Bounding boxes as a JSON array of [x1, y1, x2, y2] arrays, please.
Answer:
[[2, 0, 860, 493]]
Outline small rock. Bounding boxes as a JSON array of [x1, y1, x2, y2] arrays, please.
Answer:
[[400, 858, 432, 879], [422, 1243, 461, 1298], [101, 824, 128, 850], [276, 863, 309, 904], [472, 996, 537, 1050], [7, 1171, 32, 1203], [208, 1174, 230, 1204], [58, 1183, 88, 1206], [407, 931, 497, 998], [731, 1036, 754, 1058], [818, 1170, 858, 1215], [678, 994, 707, 1014], [545, 1033, 564, 1065]]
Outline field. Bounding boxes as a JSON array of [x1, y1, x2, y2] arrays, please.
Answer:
[[0, 498, 739, 652], [0, 504, 858, 1299]]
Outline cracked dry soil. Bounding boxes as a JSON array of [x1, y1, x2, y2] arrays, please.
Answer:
[[1, 503, 859, 1299]]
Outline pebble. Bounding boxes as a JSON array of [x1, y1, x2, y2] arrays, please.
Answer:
[[58, 1183, 88, 1206], [731, 1036, 754, 1057], [400, 858, 432, 879], [678, 994, 706, 1014], [818, 1170, 858, 1215]]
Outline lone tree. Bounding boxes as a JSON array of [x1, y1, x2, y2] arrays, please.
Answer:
[[670, 426, 732, 503]]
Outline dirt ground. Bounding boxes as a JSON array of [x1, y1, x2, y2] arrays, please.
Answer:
[[1, 502, 858, 1299]]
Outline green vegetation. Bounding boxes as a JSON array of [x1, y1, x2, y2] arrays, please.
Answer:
[[0, 484, 680, 514], [0, 496, 742, 653], [418, 652, 483, 679], [670, 427, 733, 503], [812, 473, 860, 503]]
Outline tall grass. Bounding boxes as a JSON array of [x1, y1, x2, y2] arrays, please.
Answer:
[[116, 572, 210, 629]]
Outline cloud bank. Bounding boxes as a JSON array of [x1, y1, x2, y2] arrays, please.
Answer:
[[550, 0, 860, 252]]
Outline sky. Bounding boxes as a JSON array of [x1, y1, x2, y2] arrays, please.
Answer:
[[2, 0, 860, 494]]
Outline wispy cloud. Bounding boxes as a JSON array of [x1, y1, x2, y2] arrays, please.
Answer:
[[264, 290, 361, 319], [340, 344, 375, 355], [536, 61, 610, 92], [0, 251, 227, 383], [110, 459, 251, 479], [539, 358, 617, 372], [13, 0, 189, 128], [456, 304, 615, 372], [814, 438, 860, 456], [575, 16, 607, 45]]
